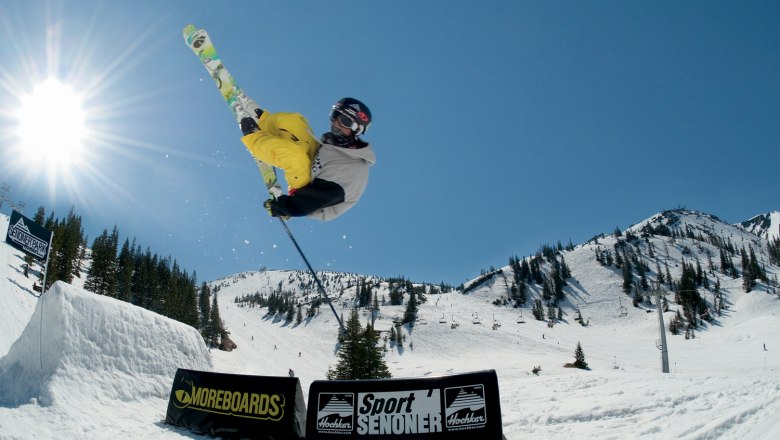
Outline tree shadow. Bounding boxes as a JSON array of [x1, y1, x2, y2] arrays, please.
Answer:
[[7, 277, 38, 298]]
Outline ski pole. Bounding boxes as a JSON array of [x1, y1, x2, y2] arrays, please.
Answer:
[[277, 218, 346, 333]]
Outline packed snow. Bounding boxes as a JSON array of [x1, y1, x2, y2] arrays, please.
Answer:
[[1, 212, 779, 439]]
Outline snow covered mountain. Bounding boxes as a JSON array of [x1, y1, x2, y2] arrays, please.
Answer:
[[740, 211, 780, 241], [1, 209, 779, 439]]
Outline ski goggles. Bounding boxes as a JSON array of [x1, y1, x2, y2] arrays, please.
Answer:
[[330, 109, 360, 132]]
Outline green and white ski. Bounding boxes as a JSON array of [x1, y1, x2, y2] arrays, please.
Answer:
[[183, 24, 282, 198]]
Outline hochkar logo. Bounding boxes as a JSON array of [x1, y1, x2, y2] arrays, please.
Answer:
[[7, 218, 48, 260], [173, 378, 285, 421], [317, 393, 354, 434], [444, 384, 487, 431]]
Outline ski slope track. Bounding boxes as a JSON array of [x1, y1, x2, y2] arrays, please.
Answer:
[[0, 210, 779, 439]]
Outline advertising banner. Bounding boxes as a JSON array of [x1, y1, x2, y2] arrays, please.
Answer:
[[165, 369, 306, 439], [307, 370, 503, 439], [5, 209, 52, 262]]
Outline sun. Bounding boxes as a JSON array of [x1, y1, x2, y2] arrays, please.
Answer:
[[16, 77, 89, 168]]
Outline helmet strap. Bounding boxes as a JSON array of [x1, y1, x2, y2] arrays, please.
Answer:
[[323, 131, 355, 147]]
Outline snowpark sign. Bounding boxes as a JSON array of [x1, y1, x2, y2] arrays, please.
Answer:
[[306, 370, 503, 439], [165, 368, 307, 439], [5, 210, 52, 262]]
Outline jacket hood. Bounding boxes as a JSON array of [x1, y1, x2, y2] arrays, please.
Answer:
[[322, 139, 376, 167]]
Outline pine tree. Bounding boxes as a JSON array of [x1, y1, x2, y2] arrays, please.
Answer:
[[552, 268, 565, 301], [402, 288, 418, 325], [389, 325, 397, 343], [656, 263, 665, 285], [41, 208, 86, 290], [327, 308, 364, 379], [286, 303, 295, 322], [742, 246, 766, 292], [719, 248, 729, 273], [638, 258, 649, 290], [573, 342, 588, 369], [532, 299, 545, 320], [167, 268, 199, 328], [517, 280, 527, 306], [84, 227, 119, 297], [695, 260, 704, 286], [614, 251, 624, 269], [395, 323, 404, 347], [206, 292, 224, 348], [116, 238, 134, 302], [520, 258, 532, 282], [632, 287, 642, 307], [622, 256, 633, 294], [326, 308, 391, 380], [559, 255, 572, 279], [388, 280, 404, 305], [541, 277, 553, 301], [360, 323, 391, 379], [198, 283, 211, 329]]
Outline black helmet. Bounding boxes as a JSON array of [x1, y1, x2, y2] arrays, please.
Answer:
[[330, 97, 372, 136]]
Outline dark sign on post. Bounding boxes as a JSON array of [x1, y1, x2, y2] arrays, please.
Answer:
[[165, 369, 307, 439], [5, 210, 52, 262], [307, 370, 503, 439]]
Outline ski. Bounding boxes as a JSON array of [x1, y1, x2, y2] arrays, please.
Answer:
[[183, 24, 282, 198]]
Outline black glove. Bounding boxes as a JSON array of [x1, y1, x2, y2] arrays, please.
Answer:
[[240, 117, 260, 136], [263, 198, 290, 220]]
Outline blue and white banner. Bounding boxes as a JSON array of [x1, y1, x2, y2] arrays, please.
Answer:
[[5, 210, 52, 262]]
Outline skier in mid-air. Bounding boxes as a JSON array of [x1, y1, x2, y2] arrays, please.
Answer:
[[237, 97, 375, 221]]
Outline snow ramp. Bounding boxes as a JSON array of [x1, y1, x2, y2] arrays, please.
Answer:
[[0, 281, 212, 406]]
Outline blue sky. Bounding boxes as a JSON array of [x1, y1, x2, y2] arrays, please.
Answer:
[[0, 0, 778, 286]]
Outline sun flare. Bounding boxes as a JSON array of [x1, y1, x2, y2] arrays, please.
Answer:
[[16, 77, 88, 167]]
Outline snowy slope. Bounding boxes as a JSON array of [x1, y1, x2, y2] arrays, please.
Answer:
[[1, 210, 779, 439], [0, 215, 40, 357], [740, 210, 780, 241]]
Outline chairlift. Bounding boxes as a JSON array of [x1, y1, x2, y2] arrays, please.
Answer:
[[472, 312, 482, 324], [492, 313, 501, 329], [439, 313, 447, 324], [517, 310, 525, 324]]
